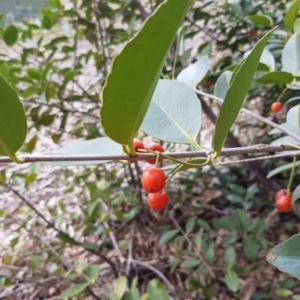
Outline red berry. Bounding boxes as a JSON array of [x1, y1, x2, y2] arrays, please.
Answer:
[[275, 195, 292, 212], [246, 32, 253, 38], [147, 190, 169, 210], [141, 166, 166, 193], [271, 102, 283, 113], [133, 138, 145, 152], [146, 142, 164, 164], [274, 189, 287, 202], [205, 80, 214, 88]]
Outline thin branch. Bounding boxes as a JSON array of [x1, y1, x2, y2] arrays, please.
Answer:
[[169, 213, 216, 279], [132, 0, 149, 18], [195, 89, 300, 144], [132, 259, 178, 297], [0, 145, 299, 164], [1, 184, 118, 278], [126, 225, 135, 276]]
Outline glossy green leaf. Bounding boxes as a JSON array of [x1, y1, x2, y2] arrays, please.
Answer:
[[292, 184, 300, 203], [114, 276, 128, 300], [158, 229, 178, 246], [83, 265, 100, 283], [267, 161, 300, 178], [282, 33, 300, 77], [284, 0, 299, 31], [225, 270, 239, 292], [177, 56, 210, 87], [214, 71, 232, 99], [140, 80, 201, 147], [233, 209, 249, 233], [256, 71, 294, 84], [45, 137, 122, 166], [224, 247, 236, 269], [61, 283, 89, 297], [212, 28, 276, 157], [147, 279, 170, 300], [0, 75, 27, 163], [267, 233, 300, 279], [248, 15, 273, 27], [3, 25, 18, 46], [100, 0, 193, 154]]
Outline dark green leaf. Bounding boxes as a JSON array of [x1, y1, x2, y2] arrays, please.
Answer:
[[225, 270, 239, 292], [101, 0, 193, 154], [185, 217, 197, 234], [57, 233, 78, 245], [61, 283, 89, 297], [0, 75, 27, 163], [284, 0, 299, 31], [256, 71, 294, 84], [158, 229, 179, 246], [4, 25, 18, 46], [212, 28, 276, 157], [243, 236, 258, 261], [141, 80, 201, 146], [233, 210, 249, 233], [267, 233, 300, 280]]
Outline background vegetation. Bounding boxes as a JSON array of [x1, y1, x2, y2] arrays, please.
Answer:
[[0, 0, 300, 299]]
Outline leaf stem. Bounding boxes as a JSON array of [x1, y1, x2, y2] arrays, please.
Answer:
[[287, 156, 296, 195]]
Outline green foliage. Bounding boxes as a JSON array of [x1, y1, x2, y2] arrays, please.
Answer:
[[100, 0, 193, 154], [212, 27, 276, 157], [0, 75, 27, 163]]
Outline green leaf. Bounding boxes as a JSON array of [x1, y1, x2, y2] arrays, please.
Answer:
[[212, 28, 276, 157], [100, 0, 193, 154], [0, 75, 27, 163], [276, 288, 293, 297], [114, 276, 128, 300], [83, 265, 100, 283], [292, 184, 300, 203], [61, 283, 89, 297], [194, 232, 202, 250], [294, 18, 300, 33], [284, 0, 299, 31], [177, 56, 210, 87], [45, 137, 122, 166], [224, 247, 236, 269], [185, 216, 197, 234], [256, 71, 294, 84], [140, 80, 201, 146], [181, 259, 200, 269], [243, 236, 258, 261], [225, 270, 239, 292], [158, 229, 179, 246], [4, 25, 18, 46], [267, 233, 300, 280], [147, 279, 170, 300], [233, 210, 249, 233], [214, 71, 232, 99], [282, 33, 300, 77], [248, 15, 273, 27], [267, 161, 300, 178], [57, 233, 78, 245]]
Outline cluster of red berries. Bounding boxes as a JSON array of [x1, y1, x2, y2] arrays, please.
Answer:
[[271, 102, 283, 113], [274, 189, 292, 212], [133, 139, 168, 210]]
